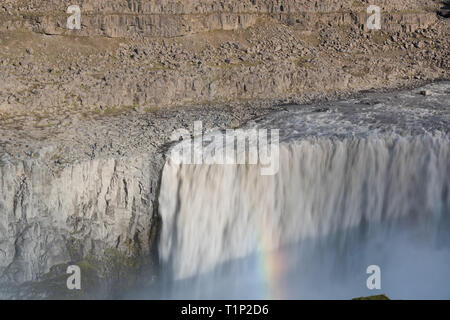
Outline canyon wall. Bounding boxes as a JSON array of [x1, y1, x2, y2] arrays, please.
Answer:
[[0, 0, 447, 119], [0, 155, 163, 297], [0, 0, 441, 36]]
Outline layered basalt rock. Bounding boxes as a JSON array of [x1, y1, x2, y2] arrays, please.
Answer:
[[0, 0, 447, 119], [0, 0, 442, 37], [0, 155, 162, 296]]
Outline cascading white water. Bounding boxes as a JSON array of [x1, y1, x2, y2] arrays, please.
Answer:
[[160, 134, 450, 278], [156, 83, 450, 299]]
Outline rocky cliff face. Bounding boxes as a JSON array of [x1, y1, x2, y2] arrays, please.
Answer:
[[0, 155, 162, 296], [0, 0, 441, 37], [0, 1, 447, 120]]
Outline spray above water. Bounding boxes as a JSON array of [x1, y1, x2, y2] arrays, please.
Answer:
[[154, 83, 450, 299], [168, 121, 280, 176]]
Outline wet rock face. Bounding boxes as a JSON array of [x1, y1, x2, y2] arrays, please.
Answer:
[[0, 0, 441, 37], [0, 156, 161, 286]]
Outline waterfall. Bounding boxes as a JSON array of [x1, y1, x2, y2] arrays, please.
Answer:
[[155, 83, 450, 299], [159, 134, 449, 271]]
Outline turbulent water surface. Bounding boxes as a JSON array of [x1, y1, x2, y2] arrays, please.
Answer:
[[141, 82, 450, 299]]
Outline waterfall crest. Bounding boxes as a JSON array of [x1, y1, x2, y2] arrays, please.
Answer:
[[159, 133, 450, 280]]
